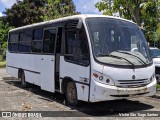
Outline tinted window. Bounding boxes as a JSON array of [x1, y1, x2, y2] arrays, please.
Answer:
[[65, 31, 76, 55], [34, 29, 43, 40], [19, 42, 31, 52], [18, 30, 32, 52], [65, 26, 90, 65], [8, 33, 19, 52], [43, 29, 56, 53], [77, 28, 90, 65], [9, 33, 19, 42], [32, 41, 42, 53], [8, 43, 18, 52], [20, 30, 32, 41], [32, 28, 43, 53]]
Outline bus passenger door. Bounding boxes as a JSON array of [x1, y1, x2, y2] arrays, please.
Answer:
[[60, 21, 90, 101], [40, 28, 57, 92], [55, 27, 62, 91]]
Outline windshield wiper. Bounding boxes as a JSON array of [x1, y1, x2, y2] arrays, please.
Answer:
[[115, 51, 147, 67], [97, 53, 135, 68]]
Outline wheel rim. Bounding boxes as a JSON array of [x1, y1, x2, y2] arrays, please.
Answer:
[[67, 82, 76, 104]]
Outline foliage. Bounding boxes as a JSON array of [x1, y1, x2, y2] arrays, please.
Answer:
[[43, 0, 80, 21], [96, 0, 143, 26], [141, 0, 158, 43], [3, 0, 79, 27], [95, 0, 160, 43], [3, 0, 46, 27], [157, 84, 160, 89], [0, 61, 6, 68], [0, 17, 14, 58]]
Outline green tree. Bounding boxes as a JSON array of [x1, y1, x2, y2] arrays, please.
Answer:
[[141, 1, 159, 43], [96, 0, 159, 44], [43, 0, 80, 21], [3, 0, 79, 27], [4, 0, 46, 27], [0, 17, 14, 59], [96, 0, 144, 26]]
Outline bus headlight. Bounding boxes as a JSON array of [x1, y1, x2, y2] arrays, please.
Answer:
[[92, 71, 115, 86]]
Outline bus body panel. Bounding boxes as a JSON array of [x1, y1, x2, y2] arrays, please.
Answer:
[[103, 64, 155, 86], [6, 65, 18, 78], [89, 63, 157, 102], [89, 77, 156, 102], [60, 56, 90, 101], [40, 55, 55, 92], [6, 51, 42, 86], [6, 51, 55, 92], [76, 83, 89, 102]]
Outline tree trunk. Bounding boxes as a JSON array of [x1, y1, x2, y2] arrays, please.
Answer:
[[133, 6, 141, 26]]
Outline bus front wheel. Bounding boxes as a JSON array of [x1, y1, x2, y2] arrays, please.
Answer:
[[65, 81, 78, 106]]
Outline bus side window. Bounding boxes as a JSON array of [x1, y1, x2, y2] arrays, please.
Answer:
[[77, 27, 90, 65], [32, 28, 43, 53], [65, 31, 76, 61], [65, 27, 90, 65], [19, 30, 32, 53], [43, 29, 56, 53], [8, 33, 19, 52]]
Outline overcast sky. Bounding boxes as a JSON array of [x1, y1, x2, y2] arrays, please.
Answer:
[[0, 0, 102, 17]]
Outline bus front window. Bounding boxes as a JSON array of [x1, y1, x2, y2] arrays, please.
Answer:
[[86, 18, 152, 67]]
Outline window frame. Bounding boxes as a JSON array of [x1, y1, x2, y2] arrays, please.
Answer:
[[8, 32, 19, 53], [64, 22, 90, 67], [42, 27, 58, 55], [31, 28, 43, 53], [18, 29, 33, 53]]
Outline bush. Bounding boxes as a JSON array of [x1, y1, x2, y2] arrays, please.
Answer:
[[0, 61, 6, 68]]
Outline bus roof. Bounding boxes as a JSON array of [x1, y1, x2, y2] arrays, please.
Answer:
[[9, 14, 135, 32]]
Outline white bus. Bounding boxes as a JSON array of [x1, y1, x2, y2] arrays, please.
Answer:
[[6, 15, 156, 105]]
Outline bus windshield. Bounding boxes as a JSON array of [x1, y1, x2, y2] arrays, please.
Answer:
[[86, 17, 152, 67]]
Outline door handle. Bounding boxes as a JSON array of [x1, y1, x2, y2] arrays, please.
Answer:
[[51, 59, 54, 61], [41, 58, 44, 60], [80, 77, 89, 82]]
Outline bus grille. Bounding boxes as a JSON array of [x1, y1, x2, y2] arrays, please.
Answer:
[[116, 79, 149, 88]]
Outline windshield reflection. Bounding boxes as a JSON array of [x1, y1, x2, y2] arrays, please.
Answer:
[[86, 17, 152, 67]]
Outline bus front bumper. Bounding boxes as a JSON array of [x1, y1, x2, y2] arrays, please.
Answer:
[[89, 78, 157, 102]]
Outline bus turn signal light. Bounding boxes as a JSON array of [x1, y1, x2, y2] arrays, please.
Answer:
[[93, 73, 98, 78]]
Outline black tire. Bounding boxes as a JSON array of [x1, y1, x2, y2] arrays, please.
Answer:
[[20, 71, 27, 88], [65, 81, 78, 106]]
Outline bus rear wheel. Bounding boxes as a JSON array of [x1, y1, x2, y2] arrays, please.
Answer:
[[65, 81, 78, 106], [20, 71, 27, 88]]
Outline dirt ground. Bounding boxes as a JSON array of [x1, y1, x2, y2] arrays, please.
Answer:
[[0, 68, 160, 120]]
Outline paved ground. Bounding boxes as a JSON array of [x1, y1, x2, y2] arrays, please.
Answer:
[[0, 68, 160, 120]]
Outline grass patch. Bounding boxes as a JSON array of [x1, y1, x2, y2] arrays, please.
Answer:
[[0, 61, 6, 68], [157, 84, 160, 89]]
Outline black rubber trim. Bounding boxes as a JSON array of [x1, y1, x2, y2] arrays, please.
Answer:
[[7, 65, 41, 74], [60, 77, 89, 86], [110, 92, 149, 97]]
